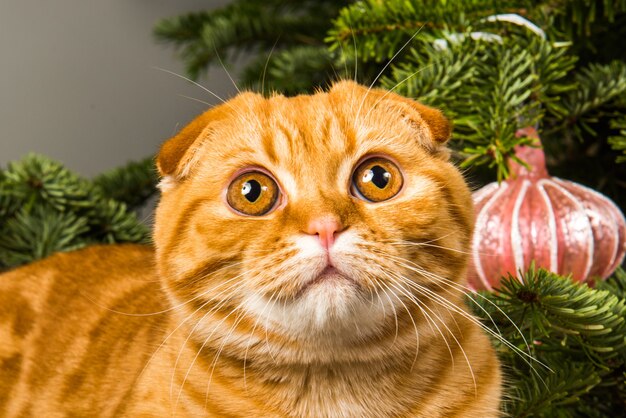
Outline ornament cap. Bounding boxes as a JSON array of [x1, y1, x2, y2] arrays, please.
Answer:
[[510, 127, 549, 179]]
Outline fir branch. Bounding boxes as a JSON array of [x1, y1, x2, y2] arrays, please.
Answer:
[[557, 60, 626, 140], [597, 268, 626, 301], [92, 156, 157, 210], [551, 0, 626, 39], [0, 206, 89, 269], [608, 116, 626, 163], [505, 361, 601, 418], [154, 0, 348, 81], [240, 46, 338, 96], [470, 267, 626, 416], [380, 37, 480, 109], [379, 28, 575, 180], [87, 199, 151, 245], [2, 154, 93, 213], [327, 0, 538, 62], [0, 155, 153, 270]]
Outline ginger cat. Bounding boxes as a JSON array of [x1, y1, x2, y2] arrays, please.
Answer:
[[0, 81, 501, 417]]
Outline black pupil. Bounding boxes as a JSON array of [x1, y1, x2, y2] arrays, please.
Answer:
[[370, 165, 390, 189], [242, 180, 262, 202]]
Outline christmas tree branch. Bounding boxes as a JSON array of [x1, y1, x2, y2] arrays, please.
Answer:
[[470, 267, 626, 416]]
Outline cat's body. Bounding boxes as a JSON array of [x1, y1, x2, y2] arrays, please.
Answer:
[[1, 81, 501, 417]]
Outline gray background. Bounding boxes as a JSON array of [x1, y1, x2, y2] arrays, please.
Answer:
[[0, 0, 238, 177]]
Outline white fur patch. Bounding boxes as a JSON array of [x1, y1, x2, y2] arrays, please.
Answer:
[[157, 175, 177, 192], [242, 229, 391, 341]]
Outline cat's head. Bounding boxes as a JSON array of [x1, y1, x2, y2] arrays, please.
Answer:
[[154, 81, 473, 347]]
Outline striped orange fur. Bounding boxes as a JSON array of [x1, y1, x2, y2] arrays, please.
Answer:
[[0, 81, 501, 417]]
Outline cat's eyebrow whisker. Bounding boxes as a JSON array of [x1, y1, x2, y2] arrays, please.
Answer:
[[152, 67, 247, 120], [334, 29, 350, 82], [361, 63, 434, 124], [349, 20, 358, 82], [211, 41, 241, 94], [177, 94, 213, 107], [261, 38, 280, 96], [353, 25, 425, 130]]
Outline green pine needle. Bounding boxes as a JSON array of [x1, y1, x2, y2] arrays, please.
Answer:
[[0, 154, 155, 270], [469, 266, 626, 416]]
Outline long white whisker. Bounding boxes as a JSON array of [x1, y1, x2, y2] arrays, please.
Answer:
[[178, 94, 213, 107], [384, 270, 477, 393], [361, 64, 434, 123], [212, 42, 241, 94], [243, 289, 279, 391], [374, 250, 547, 376], [262, 39, 280, 96], [376, 278, 420, 370], [383, 272, 454, 368], [354, 26, 426, 129], [153, 67, 246, 120], [205, 304, 250, 400], [170, 278, 246, 402], [372, 276, 399, 345]]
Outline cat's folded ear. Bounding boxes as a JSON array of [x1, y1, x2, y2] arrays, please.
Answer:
[[382, 94, 452, 158], [156, 109, 215, 180], [333, 81, 452, 158]]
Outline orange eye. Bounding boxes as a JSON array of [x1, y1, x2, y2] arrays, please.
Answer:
[[227, 171, 279, 216], [351, 157, 403, 202]]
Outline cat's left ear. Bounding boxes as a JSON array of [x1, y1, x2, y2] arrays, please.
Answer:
[[404, 101, 452, 145], [383, 95, 452, 158]]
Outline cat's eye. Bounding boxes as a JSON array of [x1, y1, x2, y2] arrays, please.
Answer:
[[227, 171, 280, 216], [351, 157, 403, 202]]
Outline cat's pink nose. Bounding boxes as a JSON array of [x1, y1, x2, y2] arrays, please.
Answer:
[[306, 217, 343, 250]]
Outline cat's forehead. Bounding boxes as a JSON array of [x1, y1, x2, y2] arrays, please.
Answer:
[[203, 84, 421, 173]]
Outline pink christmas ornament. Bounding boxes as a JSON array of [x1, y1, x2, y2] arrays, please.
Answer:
[[467, 128, 626, 291]]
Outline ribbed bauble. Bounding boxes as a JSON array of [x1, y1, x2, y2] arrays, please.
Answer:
[[467, 128, 626, 291]]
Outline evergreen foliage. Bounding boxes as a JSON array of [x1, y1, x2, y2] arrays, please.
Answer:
[[0, 155, 153, 271], [92, 156, 158, 210], [470, 267, 626, 417], [0, 1, 625, 416], [155, 0, 626, 209], [154, 0, 351, 95]]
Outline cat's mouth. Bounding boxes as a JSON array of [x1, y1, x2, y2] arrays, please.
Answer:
[[297, 265, 357, 296]]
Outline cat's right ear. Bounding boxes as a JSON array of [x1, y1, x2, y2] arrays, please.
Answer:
[[156, 108, 221, 191], [157, 110, 213, 177]]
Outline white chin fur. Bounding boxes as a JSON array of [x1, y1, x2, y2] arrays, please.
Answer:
[[243, 282, 389, 342]]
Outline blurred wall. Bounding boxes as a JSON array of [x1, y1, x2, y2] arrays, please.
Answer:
[[0, 0, 237, 176]]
